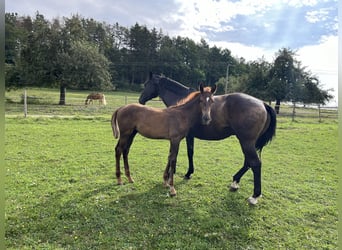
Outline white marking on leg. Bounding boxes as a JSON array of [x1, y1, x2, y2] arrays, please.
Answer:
[[230, 181, 239, 190], [247, 195, 262, 205]]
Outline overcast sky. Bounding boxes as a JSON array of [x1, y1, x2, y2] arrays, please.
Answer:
[[5, 0, 338, 104]]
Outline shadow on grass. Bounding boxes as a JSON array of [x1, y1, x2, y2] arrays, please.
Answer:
[[6, 179, 256, 249]]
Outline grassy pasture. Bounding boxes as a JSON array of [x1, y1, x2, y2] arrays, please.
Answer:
[[5, 89, 338, 249]]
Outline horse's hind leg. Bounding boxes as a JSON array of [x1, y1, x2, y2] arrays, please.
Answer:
[[231, 141, 262, 205], [230, 159, 249, 191], [115, 140, 123, 185]]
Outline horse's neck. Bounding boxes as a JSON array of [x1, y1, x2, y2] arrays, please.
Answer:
[[159, 79, 191, 107], [160, 89, 188, 106]]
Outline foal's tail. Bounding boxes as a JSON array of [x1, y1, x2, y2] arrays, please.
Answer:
[[255, 103, 277, 152], [111, 109, 120, 139]]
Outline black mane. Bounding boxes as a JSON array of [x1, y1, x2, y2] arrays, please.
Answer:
[[159, 76, 193, 96]]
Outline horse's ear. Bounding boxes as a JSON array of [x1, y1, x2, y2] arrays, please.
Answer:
[[149, 72, 153, 79], [211, 84, 217, 94], [198, 81, 204, 93]]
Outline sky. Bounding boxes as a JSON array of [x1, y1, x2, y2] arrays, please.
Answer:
[[5, 0, 338, 105]]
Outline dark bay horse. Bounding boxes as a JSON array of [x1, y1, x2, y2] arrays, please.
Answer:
[[85, 93, 107, 105], [112, 83, 216, 196], [139, 73, 277, 205]]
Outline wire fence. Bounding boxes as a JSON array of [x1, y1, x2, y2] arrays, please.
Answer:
[[5, 89, 338, 122]]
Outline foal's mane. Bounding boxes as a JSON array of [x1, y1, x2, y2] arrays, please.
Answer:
[[173, 86, 211, 107]]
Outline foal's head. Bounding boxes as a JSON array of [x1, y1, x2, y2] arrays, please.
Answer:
[[198, 83, 217, 125]]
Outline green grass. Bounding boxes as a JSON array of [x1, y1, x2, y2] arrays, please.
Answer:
[[5, 88, 338, 249]]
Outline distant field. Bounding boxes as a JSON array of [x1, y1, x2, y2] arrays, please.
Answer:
[[5, 88, 338, 249]]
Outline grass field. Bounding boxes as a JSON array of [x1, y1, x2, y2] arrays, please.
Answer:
[[5, 88, 338, 249]]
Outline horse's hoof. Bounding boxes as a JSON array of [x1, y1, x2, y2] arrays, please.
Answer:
[[128, 177, 134, 183], [247, 195, 262, 205], [169, 187, 177, 197], [229, 181, 239, 191], [117, 182, 123, 185], [184, 175, 191, 180]]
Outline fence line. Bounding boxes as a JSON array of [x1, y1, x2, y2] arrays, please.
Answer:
[[6, 91, 338, 121]]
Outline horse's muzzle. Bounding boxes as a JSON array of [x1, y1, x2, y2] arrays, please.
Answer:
[[138, 97, 146, 105], [202, 115, 212, 125]]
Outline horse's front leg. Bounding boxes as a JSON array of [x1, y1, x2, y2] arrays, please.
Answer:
[[122, 131, 137, 183], [166, 140, 180, 196], [184, 135, 195, 179]]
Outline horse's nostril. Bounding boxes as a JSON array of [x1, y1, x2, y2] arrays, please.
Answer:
[[202, 116, 211, 124]]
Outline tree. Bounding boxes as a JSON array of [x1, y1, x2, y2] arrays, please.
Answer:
[[57, 41, 112, 104], [241, 59, 272, 101], [268, 48, 297, 113]]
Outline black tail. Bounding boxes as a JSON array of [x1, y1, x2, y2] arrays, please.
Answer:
[[255, 103, 277, 152]]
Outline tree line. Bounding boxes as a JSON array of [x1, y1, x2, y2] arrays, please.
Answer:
[[5, 12, 332, 109]]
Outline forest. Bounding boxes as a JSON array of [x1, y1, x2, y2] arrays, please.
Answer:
[[5, 12, 332, 108]]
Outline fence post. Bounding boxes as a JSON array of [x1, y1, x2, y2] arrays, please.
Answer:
[[318, 104, 321, 122], [291, 102, 296, 121], [24, 89, 27, 118]]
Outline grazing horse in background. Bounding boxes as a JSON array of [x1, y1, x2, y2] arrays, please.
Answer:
[[111, 83, 217, 196], [139, 73, 277, 205], [85, 93, 107, 105]]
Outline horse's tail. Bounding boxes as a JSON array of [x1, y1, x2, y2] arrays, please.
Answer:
[[102, 94, 107, 105], [111, 109, 120, 139], [255, 103, 277, 152]]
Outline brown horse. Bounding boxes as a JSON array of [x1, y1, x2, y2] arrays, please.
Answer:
[[111, 83, 217, 196], [85, 93, 107, 105]]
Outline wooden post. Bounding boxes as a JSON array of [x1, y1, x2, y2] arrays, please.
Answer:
[[318, 104, 321, 122], [24, 89, 27, 118], [291, 102, 296, 122]]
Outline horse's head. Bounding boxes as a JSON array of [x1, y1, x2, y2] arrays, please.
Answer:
[[198, 82, 217, 125], [139, 72, 160, 104]]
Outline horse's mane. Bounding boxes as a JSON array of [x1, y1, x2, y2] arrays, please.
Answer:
[[159, 76, 191, 96]]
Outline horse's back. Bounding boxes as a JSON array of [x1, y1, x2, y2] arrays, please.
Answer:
[[115, 104, 171, 138], [223, 93, 268, 137], [190, 93, 268, 140]]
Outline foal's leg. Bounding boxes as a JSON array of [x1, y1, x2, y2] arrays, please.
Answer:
[[122, 131, 137, 183], [184, 135, 195, 179], [115, 140, 124, 185], [164, 139, 180, 196]]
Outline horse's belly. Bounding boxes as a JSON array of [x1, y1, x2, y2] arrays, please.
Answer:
[[190, 125, 233, 140]]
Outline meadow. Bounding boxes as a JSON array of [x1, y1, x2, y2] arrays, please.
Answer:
[[5, 88, 338, 249]]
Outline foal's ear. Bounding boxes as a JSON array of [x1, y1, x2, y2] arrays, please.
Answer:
[[211, 84, 217, 94], [198, 81, 204, 93]]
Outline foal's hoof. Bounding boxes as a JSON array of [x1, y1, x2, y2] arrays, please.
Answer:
[[169, 187, 177, 197], [117, 178, 123, 185], [128, 177, 134, 183], [229, 181, 239, 191]]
